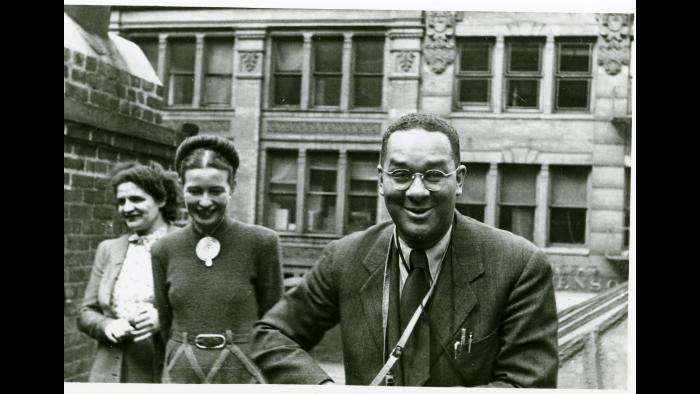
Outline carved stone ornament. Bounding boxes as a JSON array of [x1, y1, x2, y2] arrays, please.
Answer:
[[424, 11, 456, 74], [240, 52, 259, 72], [396, 51, 416, 72], [597, 14, 632, 75]]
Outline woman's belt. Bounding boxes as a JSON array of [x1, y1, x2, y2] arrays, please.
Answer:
[[170, 329, 250, 349]]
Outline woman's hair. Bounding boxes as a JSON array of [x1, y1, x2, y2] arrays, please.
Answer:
[[109, 161, 181, 222], [173, 135, 240, 186]]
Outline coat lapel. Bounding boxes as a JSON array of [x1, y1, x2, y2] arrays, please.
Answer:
[[430, 213, 485, 362], [359, 225, 394, 356]]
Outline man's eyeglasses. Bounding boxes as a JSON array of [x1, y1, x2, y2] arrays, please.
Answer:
[[381, 168, 459, 191]]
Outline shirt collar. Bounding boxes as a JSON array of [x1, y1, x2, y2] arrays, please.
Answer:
[[395, 225, 452, 281], [128, 224, 168, 245]]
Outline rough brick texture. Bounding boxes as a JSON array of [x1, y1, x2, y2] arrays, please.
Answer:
[[64, 47, 182, 382], [64, 47, 164, 126]]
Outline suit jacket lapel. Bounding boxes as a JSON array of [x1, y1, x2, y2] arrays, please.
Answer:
[[430, 213, 485, 362], [359, 225, 394, 358]]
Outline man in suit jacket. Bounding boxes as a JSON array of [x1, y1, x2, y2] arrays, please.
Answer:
[[250, 113, 558, 387]]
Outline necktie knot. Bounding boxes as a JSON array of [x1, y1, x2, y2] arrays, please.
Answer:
[[409, 249, 428, 272]]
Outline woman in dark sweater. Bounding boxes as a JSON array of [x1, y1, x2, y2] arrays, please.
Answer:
[[151, 135, 283, 383]]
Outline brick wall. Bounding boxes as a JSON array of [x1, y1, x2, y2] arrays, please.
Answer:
[[64, 46, 180, 381]]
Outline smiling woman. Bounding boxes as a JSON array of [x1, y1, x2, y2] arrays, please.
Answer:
[[78, 162, 181, 383], [150, 135, 283, 384]]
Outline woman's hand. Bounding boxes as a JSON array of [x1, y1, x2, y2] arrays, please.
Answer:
[[130, 307, 160, 342], [104, 319, 134, 343]]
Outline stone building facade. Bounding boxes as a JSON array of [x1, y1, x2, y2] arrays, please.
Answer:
[[109, 8, 633, 294]]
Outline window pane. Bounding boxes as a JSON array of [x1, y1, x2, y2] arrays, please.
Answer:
[[309, 153, 338, 192], [306, 194, 336, 233], [267, 151, 298, 231], [624, 167, 630, 248], [458, 163, 487, 204], [347, 196, 377, 234], [314, 37, 343, 72], [456, 204, 485, 222], [550, 166, 589, 207], [549, 207, 586, 243], [460, 43, 490, 72], [557, 80, 589, 109], [499, 165, 538, 205], [169, 40, 195, 72], [509, 43, 540, 72], [203, 76, 231, 105], [459, 79, 489, 104], [507, 79, 539, 108], [314, 76, 341, 106], [559, 44, 591, 73], [268, 194, 297, 231], [132, 38, 158, 72], [205, 38, 233, 74], [274, 39, 303, 72], [499, 206, 534, 241], [355, 38, 384, 73], [274, 75, 301, 105], [169, 74, 194, 105], [354, 76, 382, 107], [349, 154, 379, 194]]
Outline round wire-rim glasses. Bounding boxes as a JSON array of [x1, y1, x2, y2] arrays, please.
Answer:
[[381, 168, 459, 191]]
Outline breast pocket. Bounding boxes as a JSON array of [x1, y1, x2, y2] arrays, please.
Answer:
[[454, 328, 499, 377]]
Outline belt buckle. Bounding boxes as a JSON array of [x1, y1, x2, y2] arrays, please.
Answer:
[[194, 334, 226, 349]]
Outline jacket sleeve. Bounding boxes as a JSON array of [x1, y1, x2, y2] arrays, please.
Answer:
[[151, 241, 172, 343], [255, 231, 284, 317], [77, 241, 115, 343], [249, 242, 340, 384], [480, 248, 559, 388]]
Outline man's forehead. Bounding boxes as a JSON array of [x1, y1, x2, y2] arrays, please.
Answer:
[[386, 129, 453, 157]]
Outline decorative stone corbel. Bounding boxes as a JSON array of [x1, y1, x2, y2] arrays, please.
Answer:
[[597, 14, 633, 76], [424, 11, 456, 74]]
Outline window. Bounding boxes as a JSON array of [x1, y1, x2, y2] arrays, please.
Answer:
[[456, 162, 488, 222], [306, 152, 339, 233], [270, 33, 385, 110], [132, 37, 158, 73], [353, 36, 384, 107], [624, 167, 630, 248], [264, 150, 380, 236], [549, 165, 590, 244], [203, 37, 233, 106], [167, 38, 195, 106], [266, 151, 298, 232], [346, 153, 379, 234], [555, 38, 594, 111], [312, 36, 343, 107], [505, 39, 543, 109], [498, 165, 538, 241], [455, 38, 493, 108]]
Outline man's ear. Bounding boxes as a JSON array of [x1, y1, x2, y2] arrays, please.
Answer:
[[455, 164, 467, 195], [377, 165, 385, 196]]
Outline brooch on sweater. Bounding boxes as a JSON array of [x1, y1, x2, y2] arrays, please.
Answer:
[[196, 236, 221, 267]]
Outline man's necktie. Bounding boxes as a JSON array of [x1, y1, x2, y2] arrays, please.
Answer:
[[400, 249, 430, 332]]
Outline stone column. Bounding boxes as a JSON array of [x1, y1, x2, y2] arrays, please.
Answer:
[[386, 27, 422, 120], [192, 34, 205, 108], [156, 34, 168, 85], [340, 33, 353, 111], [296, 149, 307, 234], [542, 36, 555, 113], [484, 163, 498, 227], [492, 36, 504, 113], [230, 29, 265, 223], [336, 150, 348, 235], [300, 33, 313, 110], [534, 164, 549, 247]]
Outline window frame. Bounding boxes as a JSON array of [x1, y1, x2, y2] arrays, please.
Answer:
[[351, 35, 385, 110], [455, 162, 489, 222], [165, 37, 197, 107], [201, 36, 234, 107], [554, 38, 595, 112], [497, 164, 539, 241], [267, 30, 386, 112], [504, 38, 545, 111], [265, 149, 300, 233], [270, 35, 304, 108], [547, 165, 591, 246], [454, 38, 494, 111]]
